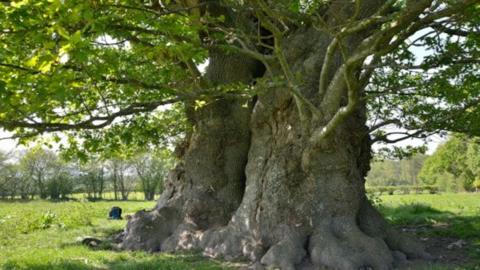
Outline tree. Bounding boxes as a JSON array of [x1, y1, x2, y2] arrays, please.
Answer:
[[399, 154, 426, 187], [46, 160, 74, 200], [0, 151, 35, 199], [366, 154, 426, 187], [17, 146, 73, 199], [0, 163, 21, 200], [78, 160, 107, 200], [107, 158, 135, 201], [17, 175, 34, 199], [1, 1, 479, 269], [19, 147, 58, 199], [419, 134, 480, 191], [0, 150, 9, 199], [466, 137, 480, 190], [366, 159, 402, 186], [133, 150, 173, 201]]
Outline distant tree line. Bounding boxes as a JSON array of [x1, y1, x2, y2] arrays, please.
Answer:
[[367, 135, 480, 193], [0, 146, 173, 200], [419, 134, 480, 192], [366, 154, 427, 187]]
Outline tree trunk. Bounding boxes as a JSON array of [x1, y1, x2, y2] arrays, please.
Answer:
[[200, 87, 428, 269], [121, 49, 258, 251], [112, 164, 119, 201], [121, 10, 429, 270]]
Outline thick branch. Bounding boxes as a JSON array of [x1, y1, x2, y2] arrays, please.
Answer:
[[0, 98, 179, 133], [431, 23, 476, 37], [314, 0, 477, 146], [372, 130, 426, 144], [369, 119, 402, 133]]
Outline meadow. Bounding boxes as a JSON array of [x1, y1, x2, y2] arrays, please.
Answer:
[[0, 193, 479, 269]]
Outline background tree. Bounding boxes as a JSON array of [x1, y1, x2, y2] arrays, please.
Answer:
[[19, 147, 58, 199], [133, 149, 173, 201], [0, 150, 35, 200], [46, 159, 73, 200], [1, 1, 479, 269], [419, 134, 480, 191], [466, 137, 480, 190], [0, 163, 20, 199], [78, 160, 107, 200], [366, 154, 427, 187], [0, 151, 9, 199], [16, 166, 35, 200], [400, 154, 426, 187], [107, 158, 135, 201]]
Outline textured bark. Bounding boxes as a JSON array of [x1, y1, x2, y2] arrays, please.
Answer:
[[197, 28, 429, 270], [121, 49, 259, 251], [121, 3, 430, 269]]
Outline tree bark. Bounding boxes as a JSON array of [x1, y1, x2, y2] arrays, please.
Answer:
[[121, 5, 430, 270], [121, 49, 259, 251]]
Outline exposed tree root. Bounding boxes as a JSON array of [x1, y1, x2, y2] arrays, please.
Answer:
[[358, 198, 432, 263], [309, 218, 393, 270], [178, 198, 429, 270]]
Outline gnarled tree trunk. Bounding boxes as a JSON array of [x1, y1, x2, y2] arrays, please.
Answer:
[[196, 25, 429, 269], [121, 4, 430, 270], [121, 49, 259, 251]]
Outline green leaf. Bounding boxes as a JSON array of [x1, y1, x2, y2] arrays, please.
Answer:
[[0, 80, 6, 92], [39, 61, 52, 73]]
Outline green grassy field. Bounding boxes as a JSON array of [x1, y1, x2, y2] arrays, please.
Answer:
[[0, 200, 231, 270], [0, 193, 479, 269], [378, 193, 480, 269], [378, 193, 480, 238]]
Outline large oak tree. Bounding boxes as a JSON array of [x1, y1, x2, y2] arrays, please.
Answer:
[[1, 1, 479, 269]]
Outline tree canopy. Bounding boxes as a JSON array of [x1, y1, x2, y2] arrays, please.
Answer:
[[0, 0, 479, 155], [419, 134, 480, 191]]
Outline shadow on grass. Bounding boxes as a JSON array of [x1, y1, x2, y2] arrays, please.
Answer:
[[379, 203, 456, 226], [378, 203, 480, 265], [378, 203, 480, 238], [2, 253, 231, 270]]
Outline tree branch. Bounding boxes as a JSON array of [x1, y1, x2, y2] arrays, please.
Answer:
[[369, 119, 402, 133], [0, 98, 180, 133], [372, 130, 426, 144]]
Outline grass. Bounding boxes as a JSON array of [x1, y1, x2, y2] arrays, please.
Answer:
[[378, 193, 480, 238], [0, 200, 232, 270], [377, 193, 480, 268], [0, 193, 479, 269]]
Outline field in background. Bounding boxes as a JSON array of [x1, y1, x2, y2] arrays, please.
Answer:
[[70, 192, 161, 201], [0, 193, 479, 269]]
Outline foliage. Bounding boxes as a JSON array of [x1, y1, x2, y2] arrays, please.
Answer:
[[419, 134, 480, 191], [0, 0, 205, 155], [133, 148, 174, 200], [0, 144, 174, 201], [368, 4, 480, 154], [366, 154, 427, 186], [18, 146, 73, 199], [0, 1, 478, 158]]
